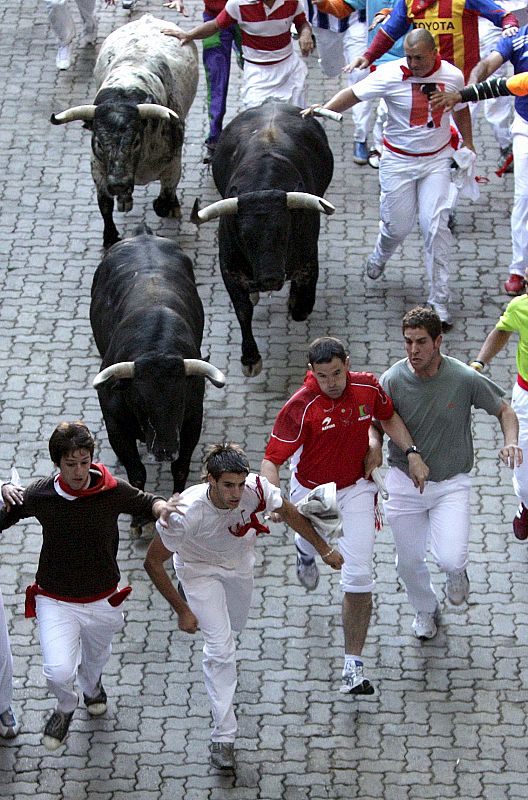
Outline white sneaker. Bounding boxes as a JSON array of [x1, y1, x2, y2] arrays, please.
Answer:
[[412, 606, 440, 640], [445, 569, 469, 605], [80, 18, 97, 47], [56, 44, 71, 70], [339, 661, 375, 695], [295, 549, 319, 591], [365, 254, 386, 280]]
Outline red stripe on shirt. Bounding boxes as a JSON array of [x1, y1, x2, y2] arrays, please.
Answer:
[[437, 0, 452, 19], [242, 30, 293, 50], [240, 0, 302, 21]]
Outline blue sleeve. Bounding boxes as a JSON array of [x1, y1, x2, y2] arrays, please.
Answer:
[[381, 0, 411, 43], [344, 0, 366, 10], [466, 0, 507, 27], [493, 35, 514, 64]]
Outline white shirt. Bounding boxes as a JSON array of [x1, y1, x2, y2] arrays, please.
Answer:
[[156, 474, 283, 571], [353, 58, 465, 153]]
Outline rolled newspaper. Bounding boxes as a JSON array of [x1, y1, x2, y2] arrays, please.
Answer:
[[371, 468, 389, 500]]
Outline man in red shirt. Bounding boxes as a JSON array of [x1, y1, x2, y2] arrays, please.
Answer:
[[261, 336, 428, 695], [164, 0, 314, 109]]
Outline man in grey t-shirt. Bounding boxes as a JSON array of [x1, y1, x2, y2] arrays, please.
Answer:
[[376, 306, 522, 640]]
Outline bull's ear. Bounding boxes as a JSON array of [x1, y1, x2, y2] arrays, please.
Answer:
[[82, 121, 93, 131]]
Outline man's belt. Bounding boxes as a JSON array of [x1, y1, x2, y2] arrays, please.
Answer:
[[383, 137, 451, 158], [25, 583, 132, 618]]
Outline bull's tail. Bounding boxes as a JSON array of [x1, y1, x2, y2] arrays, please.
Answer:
[[133, 223, 154, 237]]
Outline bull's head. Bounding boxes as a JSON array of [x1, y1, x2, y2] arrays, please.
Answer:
[[92, 354, 225, 462], [50, 102, 180, 199], [191, 190, 335, 292]]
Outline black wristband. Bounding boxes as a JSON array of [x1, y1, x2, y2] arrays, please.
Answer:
[[405, 445, 421, 457]]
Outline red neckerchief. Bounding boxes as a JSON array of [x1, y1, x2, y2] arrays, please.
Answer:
[[228, 476, 270, 537], [57, 463, 118, 497], [401, 53, 442, 80]]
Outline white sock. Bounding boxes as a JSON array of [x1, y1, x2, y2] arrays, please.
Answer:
[[344, 654, 362, 671]]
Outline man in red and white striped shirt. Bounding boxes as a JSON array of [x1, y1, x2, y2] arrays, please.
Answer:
[[164, 0, 314, 107]]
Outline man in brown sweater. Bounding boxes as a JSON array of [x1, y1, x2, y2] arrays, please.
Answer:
[[0, 420, 171, 751]]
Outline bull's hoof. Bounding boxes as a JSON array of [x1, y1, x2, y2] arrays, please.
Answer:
[[289, 302, 312, 322], [250, 291, 260, 306], [153, 197, 181, 218], [117, 196, 133, 213], [242, 358, 263, 378]]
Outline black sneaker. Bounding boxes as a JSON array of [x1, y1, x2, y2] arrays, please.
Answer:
[[0, 706, 19, 738], [203, 140, 217, 165], [210, 741, 236, 771], [83, 679, 107, 716], [42, 709, 74, 751]]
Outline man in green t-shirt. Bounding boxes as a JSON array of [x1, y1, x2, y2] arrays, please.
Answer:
[[376, 306, 521, 640], [471, 276, 528, 539]]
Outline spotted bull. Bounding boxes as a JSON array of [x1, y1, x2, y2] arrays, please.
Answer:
[[51, 14, 198, 248], [90, 225, 225, 535], [192, 101, 335, 377]]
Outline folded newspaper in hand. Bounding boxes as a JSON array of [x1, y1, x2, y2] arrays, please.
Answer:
[[295, 482, 343, 539]]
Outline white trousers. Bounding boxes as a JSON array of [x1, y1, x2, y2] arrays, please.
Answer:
[[512, 382, 528, 505], [176, 562, 253, 743], [384, 468, 471, 613], [509, 113, 528, 276], [36, 595, 124, 713], [314, 23, 373, 142], [0, 591, 14, 714], [241, 51, 308, 109], [44, 0, 96, 46], [374, 148, 453, 308], [292, 478, 377, 592]]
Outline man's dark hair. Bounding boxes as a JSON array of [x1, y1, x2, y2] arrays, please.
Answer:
[[402, 306, 442, 340], [308, 336, 348, 366], [49, 421, 95, 465], [202, 443, 250, 481]]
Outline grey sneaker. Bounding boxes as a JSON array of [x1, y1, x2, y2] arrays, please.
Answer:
[[296, 548, 319, 591], [83, 678, 107, 716], [80, 18, 97, 46], [0, 707, 19, 739], [339, 661, 374, 695], [412, 606, 440, 640], [210, 741, 236, 771], [42, 709, 74, 751], [56, 44, 71, 70], [445, 569, 469, 606], [365, 254, 386, 280]]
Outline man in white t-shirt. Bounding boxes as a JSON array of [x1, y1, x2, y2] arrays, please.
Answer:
[[144, 442, 342, 773], [302, 28, 474, 330]]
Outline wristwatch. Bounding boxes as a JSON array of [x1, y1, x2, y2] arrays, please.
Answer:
[[405, 445, 421, 457]]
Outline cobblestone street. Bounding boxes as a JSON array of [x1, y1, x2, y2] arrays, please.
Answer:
[[0, 1, 527, 797]]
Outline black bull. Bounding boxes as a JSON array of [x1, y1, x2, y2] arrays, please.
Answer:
[[90, 227, 224, 532], [193, 102, 335, 377]]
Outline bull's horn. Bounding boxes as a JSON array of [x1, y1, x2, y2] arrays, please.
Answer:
[[286, 192, 336, 215], [137, 104, 180, 123], [191, 197, 239, 225], [50, 105, 97, 125], [93, 362, 135, 388], [184, 359, 226, 388]]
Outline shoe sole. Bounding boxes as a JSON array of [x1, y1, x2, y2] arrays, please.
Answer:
[[210, 760, 236, 772], [42, 735, 65, 751], [353, 158, 368, 165], [414, 630, 437, 640], [85, 703, 107, 716], [339, 679, 375, 695]]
